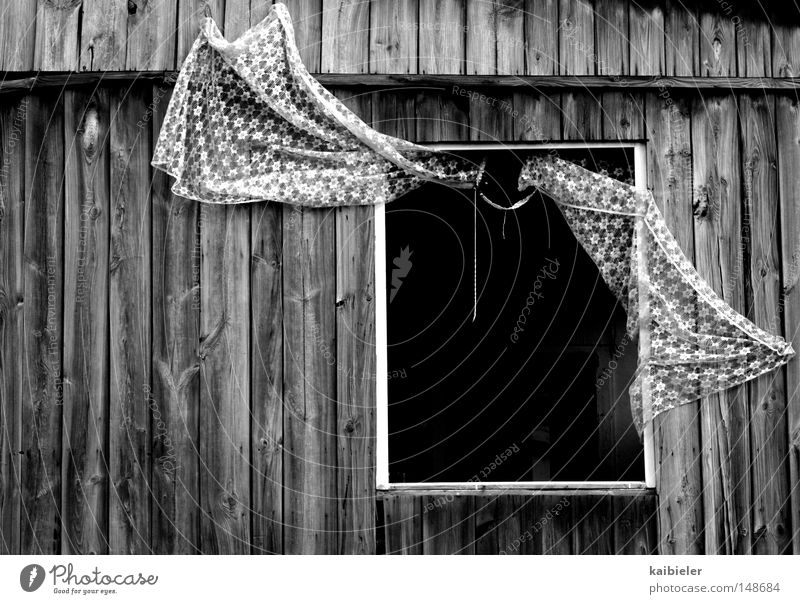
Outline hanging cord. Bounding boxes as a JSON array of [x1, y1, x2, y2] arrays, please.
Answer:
[[472, 159, 486, 323]]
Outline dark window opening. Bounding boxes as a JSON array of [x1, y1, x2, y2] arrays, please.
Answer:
[[386, 148, 644, 483]]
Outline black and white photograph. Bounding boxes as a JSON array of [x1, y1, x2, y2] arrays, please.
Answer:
[[1, 0, 800, 601]]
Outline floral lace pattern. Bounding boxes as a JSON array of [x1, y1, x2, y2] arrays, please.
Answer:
[[152, 3, 478, 206], [519, 155, 795, 430], [152, 4, 794, 432]]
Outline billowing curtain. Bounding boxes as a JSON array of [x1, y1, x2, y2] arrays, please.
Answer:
[[518, 155, 795, 430], [152, 3, 795, 431]]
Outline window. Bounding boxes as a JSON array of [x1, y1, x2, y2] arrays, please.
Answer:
[[375, 143, 654, 490]]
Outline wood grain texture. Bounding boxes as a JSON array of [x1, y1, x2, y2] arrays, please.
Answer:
[[284, 0, 323, 72], [736, 6, 771, 78], [422, 495, 476, 554], [382, 495, 422, 554], [692, 94, 749, 555], [79, 0, 127, 71], [250, 201, 283, 555], [109, 87, 152, 554], [321, 0, 369, 73], [776, 94, 800, 553], [369, 0, 417, 74], [177, 0, 224, 64], [282, 205, 338, 554], [0, 98, 27, 554], [647, 91, 703, 555], [664, 0, 698, 77], [740, 94, 791, 555], [496, 0, 526, 76], [33, 0, 81, 70], [199, 203, 251, 554], [573, 495, 614, 554], [558, 0, 594, 76], [562, 91, 603, 140], [151, 86, 201, 555], [698, 7, 735, 77], [126, 0, 179, 70], [419, 0, 464, 75], [595, 0, 629, 76], [467, 0, 497, 75], [0, 0, 37, 70], [22, 94, 65, 554], [602, 92, 644, 141], [525, 0, 558, 75], [335, 198, 376, 554], [61, 89, 109, 555], [613, 494, 658, 554], [773, 20, 800, 78], [629, 0, 664, 76], [513, 91, 561, 140]]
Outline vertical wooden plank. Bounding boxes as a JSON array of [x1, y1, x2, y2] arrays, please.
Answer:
[[540, 495, 574, 554], [418, 0, 467, 143], [496, 496, 541, 554], [740, 95, 791, 554], [321, 0, 369, 73], [224, 0, 252, 39], [558, 0, 594, 75], [283, 0, 323, 71], [595, 0, 628, 75], [691, 94, 748, 555], [61, 90, 109, 555], [562, 92, 603, 141], [513, 92, 561, 141], [776, 94, 800, 554], [33, 0, 81, 70], [22, 95, 65, 554], [177, 0, 224, 64], [629, 0, 665, 76], [79, 0, 127, 70], [419, 0, 464, 74], [126, 0, 179, 70], [736, 5, 771, 78], [151, 86, 201, 555], [467, 1, 497, 75], [559, 0, 597, 142], [772, 13, 800, 78], [613, 494, 658, 554], [496, 0, 525, 76], [0, 98, 27, 555], [573, 495, 614, 554], [370, 0, 417, 74], [603, 92, 645, 141], [323, 0, 372, 556], [109, 86, 152, 554], [383, 495, 422, 554], [525, 0, 558, 75], [698, 5, 735, 77], [645, 90, 704, 555], [422, 495, 475, 554], [0, 0, 37, 70], [282, 205, 338, 554], [664, 0, 698, 77], [335, 195, 375, 555], [332, 87, 375, 555], [596, 0, 637, 142], [251, 202, 283, 555], [199, 203, 251, 555]]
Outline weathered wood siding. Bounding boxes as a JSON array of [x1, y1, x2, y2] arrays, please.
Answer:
[[1, 0, 799, 554]]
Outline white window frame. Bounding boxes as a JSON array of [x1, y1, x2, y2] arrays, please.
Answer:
[[375, 142, 655, 492]]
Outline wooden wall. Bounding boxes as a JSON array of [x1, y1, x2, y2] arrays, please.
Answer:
[[1, 0, 799, 554]]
